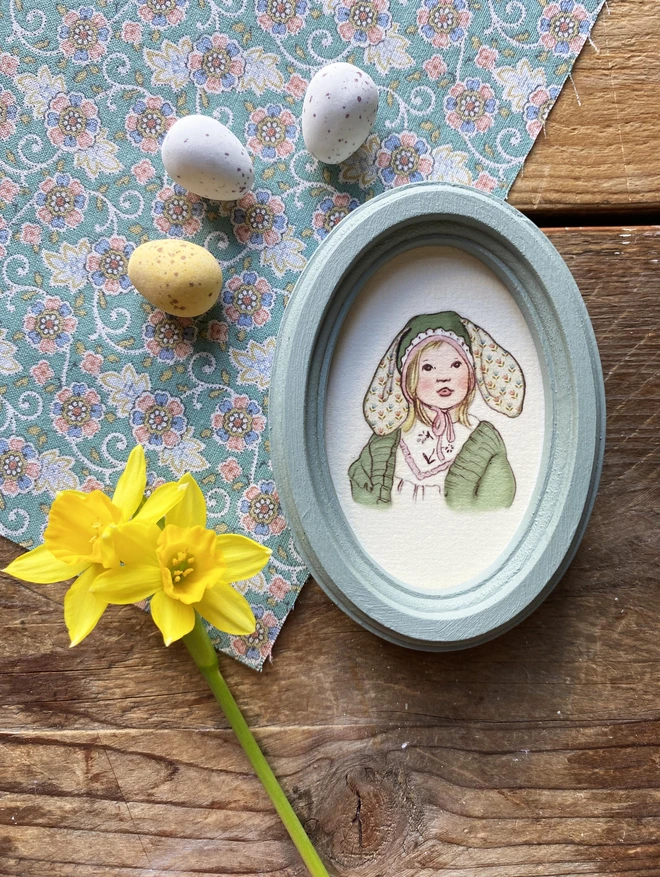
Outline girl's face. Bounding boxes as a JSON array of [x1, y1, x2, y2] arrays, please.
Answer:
[[415, 343, 471, 411]]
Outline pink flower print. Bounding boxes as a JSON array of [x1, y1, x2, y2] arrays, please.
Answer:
[[246, 105, 298, 161], [121, 21, 143, 44], [0, 53, 19, 77], [212, 395, 265, 452], [0, 178, 19, 202], [475, 171, 497, 193], [45, 92, 100, 151], [0, 216, 8, 260], [223, 271, 273, 329], [231, 190, 287, 249], [80, 351, 104, 376], [377, 132, 434, 187], [188, 33, 244, 94], [539, 0, 590, 57], [126, 95, 175, 154], [21, 223, 42, 245], [58, 7, 110, 63], [423, 55, 448, 81], [81, 475, 105, 492], [475, 46, 498, 69], [269, 576, 291, 599], [206, 319, 229, 347], [312, 193, 359, 241], [30, 361, 54, 386], [335, 0, 392, 46], [86, 236, 135, 295], [143, 311, 197, 362], [0, 437, 40, 497], [417, 0, 471, 49], [153, 183, 205, 238], [36, 174, 87, 229], [231, 605, 279, 662], [239, 480, 286, 537], [132, 159, 156, 184], [285, 74, 308, 99], [138, 0, 188, 27], [0, 91, 17, 141], [524, 84, 561, 138], [445, 78, 498, 136], [257, 0, 308, 36], [52, 383, 103, 439], [131, 390, 187, 448], [24, 296, 77, 355], [219, 458, 242, 483]]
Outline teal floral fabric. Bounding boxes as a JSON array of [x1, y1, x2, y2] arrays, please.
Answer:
[[0, 0, 603, 668]]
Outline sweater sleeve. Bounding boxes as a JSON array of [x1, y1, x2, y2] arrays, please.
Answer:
[[445, 421, 516, 511], [348, 430, 399, 507]]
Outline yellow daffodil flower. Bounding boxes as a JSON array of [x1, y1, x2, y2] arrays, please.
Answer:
[[91, 473, 270, 646], [2, 445, 187, 646]]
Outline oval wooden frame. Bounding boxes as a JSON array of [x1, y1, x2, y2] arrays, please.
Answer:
[[271, 183, 605, 650]]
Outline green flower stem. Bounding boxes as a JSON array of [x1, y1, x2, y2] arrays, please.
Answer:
[[183, 614, 329, 877]]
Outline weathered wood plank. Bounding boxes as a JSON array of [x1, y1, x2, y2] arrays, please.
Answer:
[[1, 225, 659, 875], [510, 0, 660, 214]]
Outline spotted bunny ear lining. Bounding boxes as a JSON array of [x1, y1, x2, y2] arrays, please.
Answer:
[[362, 332, 409, 436], [461, 318, 526, 418]]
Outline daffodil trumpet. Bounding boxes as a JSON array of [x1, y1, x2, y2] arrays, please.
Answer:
[[2, 446, 329, 877]]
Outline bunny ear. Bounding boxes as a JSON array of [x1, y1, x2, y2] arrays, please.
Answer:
[[461, 318, 525, 418], [363, 331, 409, 435]]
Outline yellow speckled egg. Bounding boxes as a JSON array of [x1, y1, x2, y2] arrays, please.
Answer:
[[128, 239, 223, 317]]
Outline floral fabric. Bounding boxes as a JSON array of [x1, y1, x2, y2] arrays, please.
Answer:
[[0, 0, 603, 668]]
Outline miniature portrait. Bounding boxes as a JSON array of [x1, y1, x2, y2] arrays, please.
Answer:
[[349, 310, 525, 511], [326, 246, 545, 590]]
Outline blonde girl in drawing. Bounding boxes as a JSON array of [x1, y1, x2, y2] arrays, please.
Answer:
[[348, 311, 525, 511]]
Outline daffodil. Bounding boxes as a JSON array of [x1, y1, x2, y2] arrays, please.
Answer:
[[91, 473, 270, 646], [2, 445, 187, 646]]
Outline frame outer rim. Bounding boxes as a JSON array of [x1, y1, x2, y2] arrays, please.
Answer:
[[270, 182, 606, 650]]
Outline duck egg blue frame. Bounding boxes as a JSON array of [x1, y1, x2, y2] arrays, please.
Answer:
[[270, 182, 605, 650]]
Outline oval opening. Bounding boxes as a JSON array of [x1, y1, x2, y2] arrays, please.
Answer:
[[325, 244, 545, 591]]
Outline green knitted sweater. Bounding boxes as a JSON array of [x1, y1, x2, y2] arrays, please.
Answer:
[[348, 421, 516, 511]]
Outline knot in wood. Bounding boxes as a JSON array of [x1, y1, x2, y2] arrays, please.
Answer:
[[309, 762, 420, 871]]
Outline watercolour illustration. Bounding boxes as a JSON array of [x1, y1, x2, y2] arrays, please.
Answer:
[[348, 311, 526, 511]]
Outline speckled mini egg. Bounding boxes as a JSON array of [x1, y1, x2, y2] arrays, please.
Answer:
[[128, 239, 223, 317], [302, 62, 379, 165], [161, 115, 254, 201]]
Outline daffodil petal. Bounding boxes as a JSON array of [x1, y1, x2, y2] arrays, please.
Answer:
[[2, 544, 86, 584], [64, 565, 108, 647], [91, 565, 162, 604], [165, 473, 206, 529], [150, 590, 195, 646], [195, 583, 256, 635], [110, 521, 160, 566], [215, 534, 272, 584], [135, 482, 188, 525], [111, 445, 147, 522]]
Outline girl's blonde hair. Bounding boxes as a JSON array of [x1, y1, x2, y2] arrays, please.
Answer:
[[402, 339, 476, 433]]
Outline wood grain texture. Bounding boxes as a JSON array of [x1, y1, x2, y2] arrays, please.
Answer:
[[509, 0, 660, 215], [1, 225, 659, 875]]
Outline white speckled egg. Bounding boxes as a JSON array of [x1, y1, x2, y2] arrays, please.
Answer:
[[161, 114, 254, 201], [302, 63, 378, 165]]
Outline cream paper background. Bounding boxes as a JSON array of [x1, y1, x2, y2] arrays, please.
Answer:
[[325, 246, 545, 591]]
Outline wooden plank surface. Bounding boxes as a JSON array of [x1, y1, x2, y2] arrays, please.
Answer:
[[509, 0, 660, 215], [1, 225, 659, 875]]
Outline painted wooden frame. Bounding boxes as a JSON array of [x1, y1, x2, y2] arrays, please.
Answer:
[[270, 182, 605, 650]]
